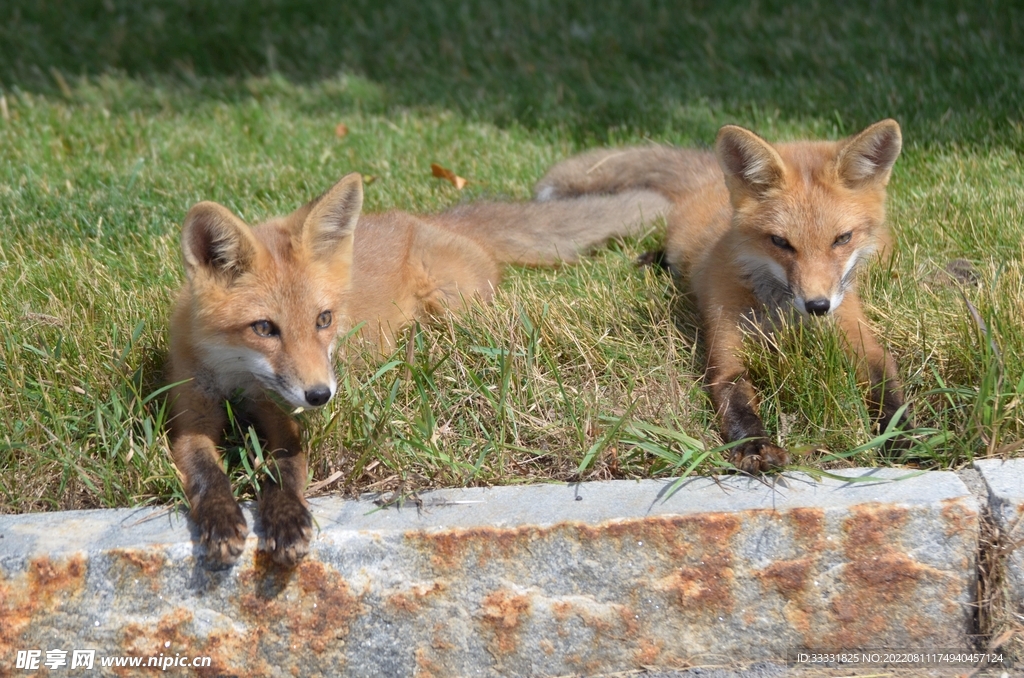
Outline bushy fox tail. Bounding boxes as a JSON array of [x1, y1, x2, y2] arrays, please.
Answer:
[[533, 145, 718, 202], [428, 190, 670, 266]]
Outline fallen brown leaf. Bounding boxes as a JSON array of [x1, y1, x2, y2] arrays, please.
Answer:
[[335, 122, 349, 138], [431, 163, 468, 190]]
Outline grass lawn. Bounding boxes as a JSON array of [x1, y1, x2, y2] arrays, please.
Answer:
[[1, 0, 1022, 516]]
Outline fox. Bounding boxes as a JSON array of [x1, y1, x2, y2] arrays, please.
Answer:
[[167, 172, 670, 567], [533, 119, 908, 472]]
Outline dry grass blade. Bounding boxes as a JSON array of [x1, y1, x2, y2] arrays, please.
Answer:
[[975, 505, 1024, 665], [48, 67, 73, 98], [961, 291, 1002, 364], [305, 470, 344, 495]]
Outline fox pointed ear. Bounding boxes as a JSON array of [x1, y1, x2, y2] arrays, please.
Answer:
[[836, 119, 902, 187], [301, 172, 362, 260], [715, 125, 787, 197], [181, 201, 260, 282]]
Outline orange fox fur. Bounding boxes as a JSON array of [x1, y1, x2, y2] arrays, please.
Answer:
[[535, 119, 908, 470], [167, 173, 668, 566]]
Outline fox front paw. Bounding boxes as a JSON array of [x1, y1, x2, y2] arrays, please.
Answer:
[[728, 438, 790, 473], [194, 498, 249, 568], [258, 491, 313, 567]]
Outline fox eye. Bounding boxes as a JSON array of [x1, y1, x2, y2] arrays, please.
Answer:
[[251, 320, 278, 337], [316, 311, 332, 329], [833, 231, 853, 246], [771, 235, 794, 251]]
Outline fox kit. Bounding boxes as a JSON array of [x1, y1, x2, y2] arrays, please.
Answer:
[[535, 120, 907, 471], [168, 172, 668, 567]]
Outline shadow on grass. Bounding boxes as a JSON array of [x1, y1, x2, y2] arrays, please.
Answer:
[[2, 0, 1022, 145]]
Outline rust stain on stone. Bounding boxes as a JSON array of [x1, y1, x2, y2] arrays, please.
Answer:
[[406, 514, 741, 576], [544, 597, 641, 658], [815, 504, 952, 649], [940, 497, 977, 538], [593, 513, 741, 562], [295, 561, 363, 653], [661, 559, 734, 614], [109, 549, 166, 592], [789, 507, 825, 548], [843, 503, 908, 557], [119, 608, 243, 677], [755, 557, 816, 635], [406, 528, 472, 570], [748, 508, 823, 639], [406, 525, 541, 571], [98, 556, 366, 675], [480, 589, 532, 655], [6, 557, 243, 678], [655, 515, 739, 616], [756, 558, 813, 598], [226, 554, 366, 668], [0, 575, 22, 653], [110, 549, 165, 578], [414, 645, 443, 678], [386, 582, 446, 615], [845, 554, 927, 603], [122, 608, 192, 651], [29, 555, 87, 601], [561, 599, 637, 640], [387, 591, 421, 615], [832, 553, 936, 648], [430, 622, 455, 651], [552, 600, 573, 621], [617, 604, 640, 638], [634, 637, 663, 665], [243, 549, 296, 598], [0, 555, 87, 659]]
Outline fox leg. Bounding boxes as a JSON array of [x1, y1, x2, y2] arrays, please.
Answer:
[[251, 398, 313, 566], [169, 383, 248, 568], [703, 306, 790, 472], [834, 292, 909, 438]]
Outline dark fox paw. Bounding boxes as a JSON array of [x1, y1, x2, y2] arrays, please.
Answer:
[[258, 491, 313, 567], [728, 438, 790, 473], [194, 498, 248, 569]]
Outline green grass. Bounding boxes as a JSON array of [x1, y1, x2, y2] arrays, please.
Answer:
[[1, 0, 1022, 514]]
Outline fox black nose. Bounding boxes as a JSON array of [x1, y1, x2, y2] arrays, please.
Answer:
[[304, 385, 332, 407], [805, 298, 831, 315]]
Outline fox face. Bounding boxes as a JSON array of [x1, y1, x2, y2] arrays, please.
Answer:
[[731, 180, 890, 316], [718, 121, 901, 317], [188, 249, 343, 409], [181, 174, 363, 410]]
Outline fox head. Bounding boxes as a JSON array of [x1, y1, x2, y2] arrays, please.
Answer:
[[715, 119, 902, 316], [180, 173, 363, 409]]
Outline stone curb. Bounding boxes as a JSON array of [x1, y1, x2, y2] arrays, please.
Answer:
[[0, 467, 995, 676]]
